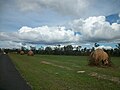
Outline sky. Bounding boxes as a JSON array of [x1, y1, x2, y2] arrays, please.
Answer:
[[0, 0, 120, 49]]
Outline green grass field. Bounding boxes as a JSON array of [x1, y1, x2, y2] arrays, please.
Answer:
[[9, 54, 120, 90]]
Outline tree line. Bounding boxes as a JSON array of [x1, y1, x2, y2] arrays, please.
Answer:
[[0, 43, 120, 57]]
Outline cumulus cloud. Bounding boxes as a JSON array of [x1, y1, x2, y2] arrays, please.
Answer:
[[96, 45, 112, 50], [0, 41, 36, 49], [70, 16, 120, 42], [0, 16, 120, 48], [0, 26, 80, 45], [16, 0, 120, 18], [0, 41, 22, 49]]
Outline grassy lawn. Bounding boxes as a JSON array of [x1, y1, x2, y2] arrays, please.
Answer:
[[9, 54, 120, 90]]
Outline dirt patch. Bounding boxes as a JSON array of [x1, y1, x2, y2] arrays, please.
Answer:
[[41, 61, 73, 70], [77, 71, 85, 73], [89, 72, 120, 84], [89, 72, 98, 77]]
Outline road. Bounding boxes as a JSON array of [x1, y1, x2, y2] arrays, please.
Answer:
[[0, 54, 32, 90]]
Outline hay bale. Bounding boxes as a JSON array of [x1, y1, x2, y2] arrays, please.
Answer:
[[89, 49, 111, 66], [28, 50, 34, 56], [20, 51, 24, 55]]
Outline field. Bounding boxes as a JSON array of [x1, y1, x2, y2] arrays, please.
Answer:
[[9, 54, 120, 90]]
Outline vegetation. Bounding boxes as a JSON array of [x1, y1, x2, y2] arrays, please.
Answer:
[[1, 43, 120, 56], [9, 54, 120, 90]]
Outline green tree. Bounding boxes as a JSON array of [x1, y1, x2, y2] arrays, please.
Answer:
[[21, 46, 26, 51], [45, 47, 52, 54], [94, 43, 100, 47], [76, 46, 81, 51], [116, 43, 120, 50], [115, 43, 120, 56], [30, 46, 36, 54], [64, 45, 73, 55]]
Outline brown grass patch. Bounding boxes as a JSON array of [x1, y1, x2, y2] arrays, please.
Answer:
[[41, 61, 73, 70], [89, 72, 120, 84]]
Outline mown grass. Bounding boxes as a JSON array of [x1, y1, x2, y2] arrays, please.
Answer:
[[9, 54, 120, 90]]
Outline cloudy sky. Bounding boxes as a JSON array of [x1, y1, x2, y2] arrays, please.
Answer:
[[0, 0, 120, 49]]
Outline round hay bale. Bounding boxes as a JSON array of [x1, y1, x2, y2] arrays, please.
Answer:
[[89, 49, 111, 66], [28, 50, 34, 56], [20, 51, 24, 55]]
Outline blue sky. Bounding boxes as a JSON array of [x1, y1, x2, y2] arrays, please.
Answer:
[[0, 0, 120, 49]]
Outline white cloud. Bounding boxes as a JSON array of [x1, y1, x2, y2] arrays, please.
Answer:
[[0, 15, 120, 48], [18, 26, 80, 44], [16, 0, 120, 18], [119, 13, 120, 17], [70, 16, 120, 42], [0, 26, 80, 45], [96, 45, 112, 50], [0, 41, 22, 49], [0, 41, 37, 49]]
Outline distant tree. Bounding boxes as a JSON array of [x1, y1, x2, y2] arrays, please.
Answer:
[[113, 48, 119, 56], [91, 47, 95, 52], [21, 46, 26, 51], [115, 43, 120, 56], [54, 47, 60, 55], [45, 47, 52, 54], [76, 46, 81, 51], [64, 45, 73, 55], [30, 46, 37, 54], [4, 49, 10, 54], [30, 46, 36, 50], [64, 45, 72, 51], [116, 43, 120, 50], [84, 47, 87, 52], [56, 44, 62, 55], [57, 44, 61, 49], [38, 46, 45, 54], [73, 46, 81, 55], [83, 47, 87, 55], [94, 43, 100, 47], [109, 49, 114, 56], [0, 48, 2, 53]]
